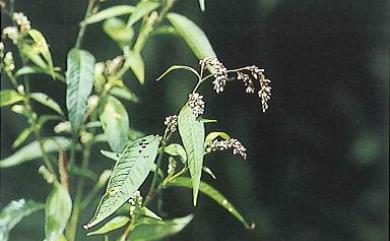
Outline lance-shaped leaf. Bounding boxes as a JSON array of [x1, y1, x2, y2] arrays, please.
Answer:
[[84, 135, 161, 229], [0, 90, 23, 107], [167, 13, 216, 59], [87, 216, 130, 236], [99, 96, 130, 153], [12, 127, 33, 149], [164, 143, 187, 163], [82, 5, 135, 25], [126, 1, 160, 27], [126, 50, 145, 84], [178, 105, 205, 205], [128, 215, 193, 241], [45, 183, 72, 241], [30, 92, 64, 115], [0, 199, 44, 241], [109, 86, 139, 103], [0, 137, 71, 168], [27, 29, 54, 74], [168, 177, 253, 229], [66, 48, 95, 133]]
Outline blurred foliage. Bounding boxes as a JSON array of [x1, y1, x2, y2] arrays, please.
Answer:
[[1, 0, 388, 241]]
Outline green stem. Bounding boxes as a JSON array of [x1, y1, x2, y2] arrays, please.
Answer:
[[75, 0, 96, 48], [119, 216, 137, 241]]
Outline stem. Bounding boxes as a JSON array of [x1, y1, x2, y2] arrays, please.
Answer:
[[119, 216, 137, 241], [75, 0, 95, 48]]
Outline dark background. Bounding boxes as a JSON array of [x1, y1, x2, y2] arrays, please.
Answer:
[[1, 0, 388, 241]]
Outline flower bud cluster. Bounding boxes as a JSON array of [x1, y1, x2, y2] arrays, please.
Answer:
[[128, 190, 143, 216], [54, 121, 72, 134], [3, 52, 15, 72], [167, 157, 177, 175], [200, 57, 228, 93], [164, 115, 178, 133], [205, 138, 248, 159], [188, 93, 205, 118], [13, 12, 31, 32]]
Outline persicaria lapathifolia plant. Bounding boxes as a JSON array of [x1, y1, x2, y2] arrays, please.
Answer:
[[0, 1, 271, 241]]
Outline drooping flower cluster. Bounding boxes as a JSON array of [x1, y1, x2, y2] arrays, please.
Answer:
[[237, 71, 255, 93], [128, 191, 143, 216], [249, 66, 272, 112], [205, 138, 248, 159], [200, 57, 228, 93], [164, 115, 178, 133], [188, 93, 205, 118]]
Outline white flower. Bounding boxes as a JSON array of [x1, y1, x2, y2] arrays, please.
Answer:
[[200, 57, 228, 93], [2, 26, 19, 44], [205, 138, 248, 159], [188, 93, 205, 118], [13, 12, 31, 32]]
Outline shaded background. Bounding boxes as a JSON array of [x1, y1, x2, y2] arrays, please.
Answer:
[[1, 0, 388, 241]]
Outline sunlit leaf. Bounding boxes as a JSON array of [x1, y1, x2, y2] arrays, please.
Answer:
[[109, 87, 139, 103], [103, 18, 134, 48], [82, 5, 135, 25], [15, 66, 65, 81], [168, 177, 253, 229], [128, 215, 193, 241], [0, 199, 44, 241], [178, 105, 205, 205], [0, 137, 71, 168], [27, 29, 54, 74], [30, 92, 64, 115], [84, 135, 161, 229], [205, 131, 230, 145], [126, 1, 160, 27], [164, 143, 187, 163], [126, 50, 145, 84], [138, 207, 162, 221], [0, 90, 24, 107], [99, 96, 130, 153], [45, 183, 72, 241], [167, 13, 216, 59], [66, 48, 95, 133], [12, 127, 33, 149], [87, 216, 130, 236]]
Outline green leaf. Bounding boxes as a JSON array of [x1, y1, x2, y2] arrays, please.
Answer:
[[178, 105, 205, 205], [20, 44, 48, 70], [138, 207, 162, 221], [109, 87, 139, 103], [164, 143, 187, 163], [126, 50, 145, 84], [205, 131, 230, 145], [203, 166, 216, 179], [27, 29, 54, 74], [167, 13, 216, 60], [15, 66, 65, 82], [30, 92, 64, 115], [0, 199, 44, 241], [84, 135, 161, 229], [168, 177, 253, 229], [45, 183, 72, 241], [0, 90, 23, 107], [99, 96, 130, 153], [103, 18, 134, 48], [87, 216, 130, 236], [127, 1, 160, 27], [66, 48, 95, 133], [199, 0, 206, 11], [156, 65, 200, 81], [82, 5, 135, 25], [12, 127, 33, 149], [129, 215, 193, 241], [0, 137, 71, 168]]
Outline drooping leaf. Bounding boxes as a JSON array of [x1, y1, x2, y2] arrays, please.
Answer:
[[82, 5, 135, 25], [30, 92, 64, 115], [178, 105, 205, 205], [12, 127, 33, 149], [203, 166, 216, 179], [87, 216, 130, 236], [99, 96, 130, 153], [128, 215, 193, 241], [126, 1, 160, 27], [0, 137, 71, 168], [27, 29, 54, 73], [126, 50, 145, 84], [45, 183, 72, 241], [168, 177, 253, 229], [84, 135, 161, 229], [103, 18, 134, 48], [109, 86, 139, 103], [66, 48, 95, 133], [164, 143, 187, 163], [0, 90, 23, 107], [15, 66, 65, 81], [167, 13, 216, 59], [0, 199, 44, 241]]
